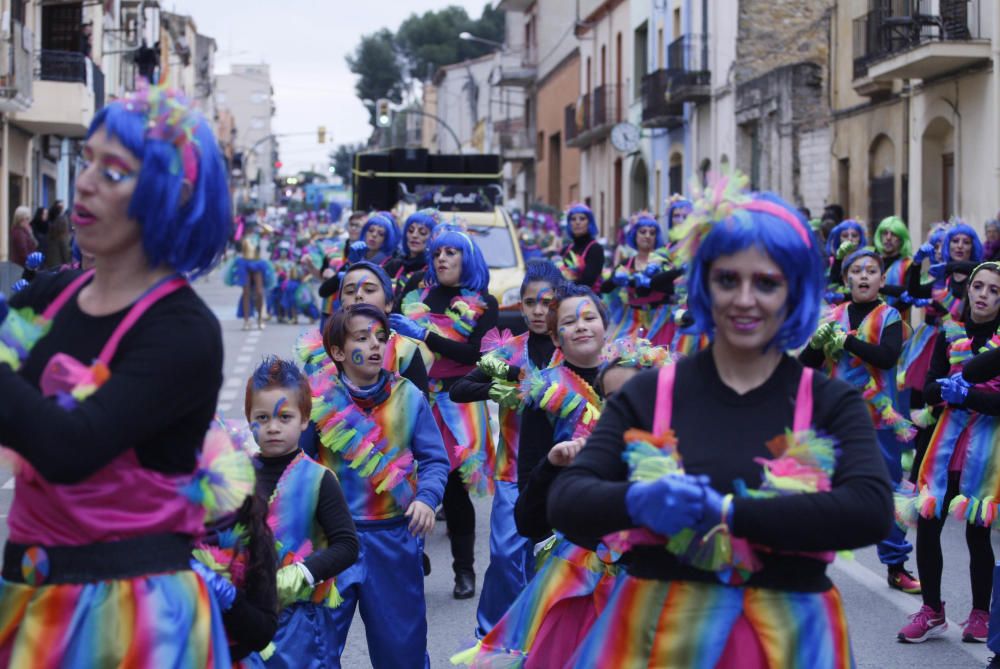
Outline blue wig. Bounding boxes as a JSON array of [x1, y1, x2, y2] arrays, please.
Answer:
[[520, 258, 564, 296], [425, 225, 490, 292], [666, 198, 693, 229], [86, 86, 230, 277], [944, 222, 984, 263], [339, 260, 395, 305], [626, 215, 665, 250], [360, 211, 400, 256], [687, 192, 824, 351], [565, 203, 598, 239], [401, 209, 439, 255], [825, 219, 867, 257]]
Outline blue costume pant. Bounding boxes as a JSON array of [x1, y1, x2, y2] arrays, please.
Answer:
[[245, 604, 339, 669], [475, 480, 535, 637], [876, 428, 913, 566], [989, 562, 1000, 652], [328, 518, 430, 669]]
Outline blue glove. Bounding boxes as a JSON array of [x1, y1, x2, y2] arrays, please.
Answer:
[[189, 559, 236, 611], [928, 262, 947, 279], [11, 280, 28, 294], [644, 263, 662, 277], [823, 291, 845, 305], [612, 270, 630, 287], [939, 372, 970, 405], [690, 475, 730, 534], [914, 242, 934, 262], [24, 252, 44, 271], [389, 313, 427, 341], [625, 475, 706, 536], [633, 273, 651, 289], [347, 241, 368, 263]]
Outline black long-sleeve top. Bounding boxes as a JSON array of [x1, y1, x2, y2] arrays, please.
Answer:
[[562, 235, 605, 288], [799, 300, 903, 371], [548, 350, 893, 592], [907, 261, 973, 300], [514, 362, 603, 542], [924, 316, 1000, 415], [448, 331, 557, 401], [395, 277, 499, 387], [255, 451, 359, 581], [962, 346, 1000, 385], [599, 260, 681, 307], [0, 270, 222, 484]]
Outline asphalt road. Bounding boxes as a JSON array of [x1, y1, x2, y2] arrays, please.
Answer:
[[0, 271, 994, 668]]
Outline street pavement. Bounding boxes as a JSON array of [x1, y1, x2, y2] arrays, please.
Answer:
[[0, 270, 994, 667]]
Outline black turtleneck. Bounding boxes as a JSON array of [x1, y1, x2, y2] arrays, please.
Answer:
[[255, 450, 359, 581], [563, 235, 605, 288], [384, 254, 427, 285], [925, 316, 1000, 415], [799, 299, 902, 371], [448, 331, 557, 405], [514, 361, 603, 541]]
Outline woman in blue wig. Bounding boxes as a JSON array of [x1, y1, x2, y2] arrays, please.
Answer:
[[824, 219, 866, 291], [358, 211, 399, 266], [601, 213, 681, 346], [557, 203, 605, 289], [548, 181, 891, 668], [0, 84, 241, 666], [385, 208, 439, 295], [390, 224, 498, 600], [227, 218, 277, 330]]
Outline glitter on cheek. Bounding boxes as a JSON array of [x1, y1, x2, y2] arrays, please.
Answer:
[[272, 397, 287, 418], [351, 349, 365, 365]]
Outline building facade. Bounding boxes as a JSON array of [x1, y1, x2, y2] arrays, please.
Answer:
[[217, 63, 277, 207]]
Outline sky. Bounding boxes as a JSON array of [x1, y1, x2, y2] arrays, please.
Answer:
[[165, 0, 491, 174]]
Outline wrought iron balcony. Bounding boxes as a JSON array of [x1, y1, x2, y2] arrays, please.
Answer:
[[641, 69, 684, 129], [568, 84, 623, 148], [664, 34, 710, 104]]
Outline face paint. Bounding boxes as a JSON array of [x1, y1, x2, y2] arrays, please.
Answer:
[[272, 397, 287, 418], [536, 286, 553, 302], [249, 421, 261, 441], [351, 349, 365, 365]]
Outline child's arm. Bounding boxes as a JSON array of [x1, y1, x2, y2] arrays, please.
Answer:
[[409, 399, 449, 511], [514, 438, 586, 542], [302, 471, 360, 583], [922, 334, 952, 405], [448, 368, 493, 403], [844, 320, 903, 370]]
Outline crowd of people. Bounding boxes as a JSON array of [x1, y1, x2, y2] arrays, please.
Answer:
[[3, 83, 1000, 668]]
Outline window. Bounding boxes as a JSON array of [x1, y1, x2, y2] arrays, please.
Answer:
[[942, 153, 955, 220], [251, 91, 269, 104], [42, 2, 82, 52], [634, 23, 648, 99], [467, 225, 517, 268]]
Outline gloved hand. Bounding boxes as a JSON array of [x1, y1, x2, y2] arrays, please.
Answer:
[[11, 280, 28, 294], [939, 372, 970, 405], [488, 381, 521, 409], [809, 322, 835, 350], [478, 356, 511, 380], [276, 563, 312, 607], [823, 291, 845, 305], [823, 325, 848, 358], [189, 559, 237, 611], [24, 252, 44, 271], [625, 474, 706, 536], [389, 313, 427, 341], [835, 240, 857, 261], [347, 241, 368, 263], [914, 242, 934, 262], [689, 475, 730, 535], [928, 262, 947, 279], [633, 273, 651, 289], [612, 270, 630, 287], [644, 263, 662, 277]]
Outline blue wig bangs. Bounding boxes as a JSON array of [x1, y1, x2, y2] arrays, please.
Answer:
[[944, 222, 984, 263], [687, 193, 824, 351], [426, 227, 490, 292], [340, 260, 395, 305], [825, 220, 867, 257], [626, 215, 664, 250], [521, 258, 564, 295], [667, 198, 693, 228], [87, 99, 230, 277], [401, 209, 439, 254], [565, 204, 598, 239], [361, 212, 400, 255]]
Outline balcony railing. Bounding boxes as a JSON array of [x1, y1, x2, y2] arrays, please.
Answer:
[[640, 69, 684, 129], [37, 50, 104, 110], [853, 0, 987, 79], [564, 93, 590, 146], [567, 86, 622, 148], [665, 33, 711, 103], [494, 117, 534, 159], [592, 83, 624, 128]]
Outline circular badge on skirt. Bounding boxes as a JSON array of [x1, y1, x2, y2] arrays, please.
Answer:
[[21, 546, 49, 586]]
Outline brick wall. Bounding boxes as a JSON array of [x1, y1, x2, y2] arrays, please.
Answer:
[[736, 1, 834, 89]]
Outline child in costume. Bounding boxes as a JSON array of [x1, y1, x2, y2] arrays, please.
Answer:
[[557, 204, 605, 289], [896, 261, 1000, 643], [243, 358, 358, 668], [823, 219, 866, 302], [385, 209, 439, 296], [874, 215, 914, 317], [0, 84, 243, 666], [665, 194, 693, 230], [391, 225, 498, 599], [801, 248, 919, 594], [226, 221, 276, 330], [548, 185, 893, 669], [601, 213, 681, 346], [449, 259, 565, 638], [309, 304, 448, 669]]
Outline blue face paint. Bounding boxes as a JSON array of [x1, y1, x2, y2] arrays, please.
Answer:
[[249, 421, 261, 441], [351, 349, 365, 365], [272, 397, 287, 418]]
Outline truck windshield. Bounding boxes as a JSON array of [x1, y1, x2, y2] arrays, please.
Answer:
[[467, 225, 517, 269]]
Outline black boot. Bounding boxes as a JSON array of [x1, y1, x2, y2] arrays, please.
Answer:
[[452, 533, 476, 599]]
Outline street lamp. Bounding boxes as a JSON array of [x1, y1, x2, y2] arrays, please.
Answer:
[[459, 31, 504, 49]]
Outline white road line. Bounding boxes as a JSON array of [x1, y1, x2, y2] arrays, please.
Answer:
[[240, 346, 255, 354], [831, 557, 992, 663], [236, 355, 252, 364], [219, 389, 239, 402], [2, 477, 13, 490], [217, 403, 232, 413], [224, 377, 242, 388], [233, 365, 248, 375]]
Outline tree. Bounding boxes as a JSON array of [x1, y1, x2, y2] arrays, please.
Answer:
[[345, 28, 405, 107], [395, 5, 505, 81], [329, 142, 365, 181]]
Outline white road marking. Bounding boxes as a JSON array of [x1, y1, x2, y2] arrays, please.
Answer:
[[236, 355, 252, 364], [217, 403, 232, 413], [2, 478, 13, 490], [831, 557, 991, 662], [240, 346, 255, 354], [224, 377, 242, 388], [233, 365, 248, 375], [219, 389, 239, 402]]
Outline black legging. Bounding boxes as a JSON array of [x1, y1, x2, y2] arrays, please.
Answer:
[[443, 469, 476, 573], [916, 472, 994, 611]]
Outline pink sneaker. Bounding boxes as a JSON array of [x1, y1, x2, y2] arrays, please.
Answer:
[[898, 604, 947, 643], [961, 609, 989, 642]]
